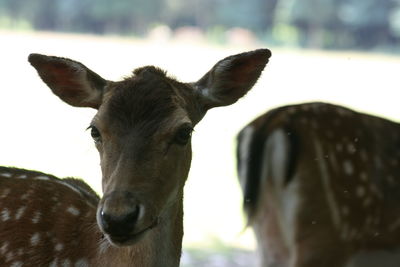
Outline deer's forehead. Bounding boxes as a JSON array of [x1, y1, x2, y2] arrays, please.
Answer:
[[94, 75, 192, 136]]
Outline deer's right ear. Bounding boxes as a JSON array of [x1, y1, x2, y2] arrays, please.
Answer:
[[28, 54, 108, 109], [194, 49, 271, 111]]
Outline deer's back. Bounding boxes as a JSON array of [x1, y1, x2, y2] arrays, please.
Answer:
[[238, 102, 400, 250], [0, 167, 100, 266]]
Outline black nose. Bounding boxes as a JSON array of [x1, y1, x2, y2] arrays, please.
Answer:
[[100, 205, 140, 237]]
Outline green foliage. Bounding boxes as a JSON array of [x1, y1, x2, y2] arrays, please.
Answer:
[[272, 23, 299, 46], [0, 0, 399, 50]]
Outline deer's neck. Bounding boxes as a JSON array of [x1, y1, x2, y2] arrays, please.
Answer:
[[93, 196, 184, 267]]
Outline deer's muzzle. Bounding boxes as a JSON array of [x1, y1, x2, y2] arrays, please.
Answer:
[[97, 190, 158, 246]]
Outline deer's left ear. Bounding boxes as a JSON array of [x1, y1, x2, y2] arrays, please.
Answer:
[[194, 49, 271, 110]]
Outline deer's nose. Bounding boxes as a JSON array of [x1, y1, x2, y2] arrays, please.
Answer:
[[97, 191, 145, 239], [99, 205, 141, 237]]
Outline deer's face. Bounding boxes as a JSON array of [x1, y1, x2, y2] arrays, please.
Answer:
[[91, 69, 200, 245], [28, 49, 270, 246]]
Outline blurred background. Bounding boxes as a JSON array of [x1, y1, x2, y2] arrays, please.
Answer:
[[2, 0, 400, 50], [0, 0, 399, 266]]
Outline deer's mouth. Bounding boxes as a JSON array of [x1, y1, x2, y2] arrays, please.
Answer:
[[106, 218, 160, 246]]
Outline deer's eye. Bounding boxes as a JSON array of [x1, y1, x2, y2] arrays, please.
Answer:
[[173, 125, 193, 146], [89, 126, 102, 143]]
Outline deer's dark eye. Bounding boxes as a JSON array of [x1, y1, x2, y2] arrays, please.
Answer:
[[174, 126, 193, 146], [89, 126, 102, 143]]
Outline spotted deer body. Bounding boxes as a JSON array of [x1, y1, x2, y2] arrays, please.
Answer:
[[0, 167, 99, 266], [237, 102, 400, 267], [0, 49, 271, 266]]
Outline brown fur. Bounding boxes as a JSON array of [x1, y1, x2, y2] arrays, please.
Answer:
[[237, 102, 400, 267], [0, 49, 270, 266]]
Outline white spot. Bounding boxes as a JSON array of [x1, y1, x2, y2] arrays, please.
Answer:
[[0, 173, 12, 178], [343, 160, 354, 176], [49, 259, 58, 267], [32, 211, 41, 224], [0, 242, 9, 255], [356, 186, 365, 198], [67, 206, 80, 216], [10, 262, 23, 267], [62, 258, 72, 267], [16, 174, 27, 179], [35, 175, 50, 181], [30, 232, 40, 246], [75, 258, 89, 267], [346, 143, 356, 154], [21, 189, 33, 200], [15, 206, 26, 220], [1, 208, 10, 221], [55, 243, 64, 252], [0, 188, 11, 199], [6, 251, 14, 262]]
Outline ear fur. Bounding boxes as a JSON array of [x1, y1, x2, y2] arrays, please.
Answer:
[[195, 49, 271, 110], [28, 54, 107, 109]]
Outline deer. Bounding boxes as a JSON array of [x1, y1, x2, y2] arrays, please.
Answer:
[[0, 48, 271, 267], [236, 102, 400, 267]]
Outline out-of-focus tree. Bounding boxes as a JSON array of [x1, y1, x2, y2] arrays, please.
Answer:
[[163, 0, 216, 29], [214, 0, 278, 32], [0, 0, 26, 26], [280, 0, 398, 48], [338, 0, 395, 48], [88, 0, 165, 34], [289, 0, 340, 47], [30, 0, 57, 30], [0, 0, 399, 50]]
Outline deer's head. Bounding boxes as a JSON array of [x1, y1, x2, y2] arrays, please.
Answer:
[[28, 49, 270, 246]]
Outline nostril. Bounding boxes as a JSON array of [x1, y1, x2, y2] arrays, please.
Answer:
[[99, 205, 141, 236], [125, 205, 140, 225], [100, 210, 111, 230]]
